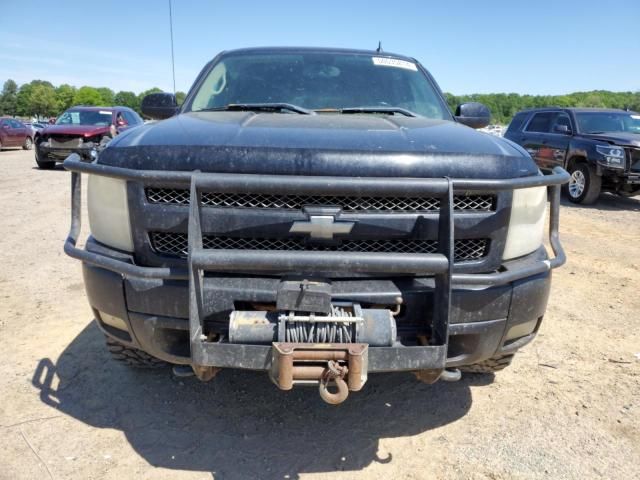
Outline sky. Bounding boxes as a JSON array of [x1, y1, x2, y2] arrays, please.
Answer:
[[1, 0, 639, 96]]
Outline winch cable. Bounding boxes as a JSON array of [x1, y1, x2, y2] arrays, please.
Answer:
[[285, 305, 356, 343]]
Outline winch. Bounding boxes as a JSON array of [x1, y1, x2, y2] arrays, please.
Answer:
[[228, 302, 397, 347], [226, 280, 397, 403], [227, 301, 396, 404]]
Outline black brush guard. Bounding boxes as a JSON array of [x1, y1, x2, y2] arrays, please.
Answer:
[[63, 154, 569, 378]]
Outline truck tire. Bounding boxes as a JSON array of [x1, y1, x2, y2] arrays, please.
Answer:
[[567, 163, 601, 204], [459, 353, 514, 373], [105, 336, 167, 369]]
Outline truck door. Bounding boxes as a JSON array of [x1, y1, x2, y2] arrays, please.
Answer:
[[521, 111, 566, 171], [546, 112, 572, 169]]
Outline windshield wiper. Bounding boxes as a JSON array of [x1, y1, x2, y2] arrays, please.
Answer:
[[200, 103, 315, 115], [338, 106, 419, 117]]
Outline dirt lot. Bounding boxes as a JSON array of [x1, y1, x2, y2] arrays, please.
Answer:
[[0, 148, 638, 480]]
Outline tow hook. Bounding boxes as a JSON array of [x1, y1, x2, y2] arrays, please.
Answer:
[[319, 360, 350, 405], [271, 343, 368, 405], [439, 368, 462, 382]]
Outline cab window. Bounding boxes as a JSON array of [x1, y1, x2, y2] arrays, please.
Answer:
[[525, 112, 555, 133]]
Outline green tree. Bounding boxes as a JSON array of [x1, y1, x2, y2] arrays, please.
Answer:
[[114, 90, 139, 110], [16, 84, 34, 116], [29, 84, 58, 117], [0, 79, 18, 116], [176, 91, 186, 106], [96, 87, 115, 105], [15, 80, 53, 116], [73, 86, 103, 106], [56, 84, 77, 111]]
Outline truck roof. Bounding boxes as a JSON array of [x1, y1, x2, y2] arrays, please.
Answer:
[[517, 107, 633, 114], [219, 46, 417, 63], [66, 106, 135, 112]]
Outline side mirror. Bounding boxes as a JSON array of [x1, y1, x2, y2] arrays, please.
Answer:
[[454, 102, 491, 129], [553, 124, 571, 135], [141, 93, 178, 120]]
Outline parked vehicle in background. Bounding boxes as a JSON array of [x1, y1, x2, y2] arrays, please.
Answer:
[[480, 124, 506, 137], [63, 47, 569, 405], [505, 108, 640, 204], [34, 106, 143, 169], [26, 122, 47, 132], [0, 117, 33, 151], [23, 122, 46, 139]]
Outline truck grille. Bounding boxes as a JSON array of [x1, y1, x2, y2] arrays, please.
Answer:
[[145, 188, 495, 212], [150, 232, 489, 262]]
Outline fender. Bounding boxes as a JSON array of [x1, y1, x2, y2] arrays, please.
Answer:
[[566, 137, 593, 169]]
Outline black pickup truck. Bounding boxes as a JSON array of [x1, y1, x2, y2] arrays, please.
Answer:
[[63, 47, 568, 404], [505, 107, 640, 204]]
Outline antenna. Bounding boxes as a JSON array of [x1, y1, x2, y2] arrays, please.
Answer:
[[376, 41, 383, 53], [168, 0, 177, 95]]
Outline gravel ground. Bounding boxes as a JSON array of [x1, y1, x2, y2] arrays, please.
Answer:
[[0, 148, 638, 480]]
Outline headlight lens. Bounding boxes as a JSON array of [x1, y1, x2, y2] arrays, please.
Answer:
[[502, 186, 547, 260], [595, 145, 625, 169], [88, 174, 134, 252]]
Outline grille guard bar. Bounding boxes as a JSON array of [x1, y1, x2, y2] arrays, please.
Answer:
[[63, 154, 568, 372], [63, 153, 569, 287]]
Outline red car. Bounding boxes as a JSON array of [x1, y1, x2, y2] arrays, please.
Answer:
[[34, 106, 143, 169], [0, 117, 33, 151]]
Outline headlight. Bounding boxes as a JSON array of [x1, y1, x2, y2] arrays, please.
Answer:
[[88, 174, 134, 252], [502, 186, 547, 260], [595, 145, 625, 169]]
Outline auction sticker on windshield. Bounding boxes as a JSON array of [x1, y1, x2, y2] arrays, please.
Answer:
[[372, 57, 417, 71]]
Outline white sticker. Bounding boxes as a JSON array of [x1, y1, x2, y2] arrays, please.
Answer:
[[99, 110, 112, 115], [372, 57, 417, 71]]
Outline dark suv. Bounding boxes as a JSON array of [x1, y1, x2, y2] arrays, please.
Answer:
[[63, 47, 568, 404], [505, 108, 640, 204]]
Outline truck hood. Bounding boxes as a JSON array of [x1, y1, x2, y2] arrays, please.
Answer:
[[579, 132, 640, 147], [42, 124, 111, 137], [102, 111, 537, 179]]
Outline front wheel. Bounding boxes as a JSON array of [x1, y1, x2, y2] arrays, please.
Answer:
[[459, 353, 515, 374], [34, 147, 55, 170], [567, 163, 601, 204], [105, 336, 167, 369], [23, 136, 33, 150]]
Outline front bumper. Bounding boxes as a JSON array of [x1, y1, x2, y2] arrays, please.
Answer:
[[63, 155, 568, 376], [37, 142, 95, 161], [83, 244, 553, 371]]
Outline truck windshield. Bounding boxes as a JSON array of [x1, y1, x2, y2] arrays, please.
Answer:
[[575, 112, 640, 134], [188, 52, 451, 120], [56, 110, 113, 126]]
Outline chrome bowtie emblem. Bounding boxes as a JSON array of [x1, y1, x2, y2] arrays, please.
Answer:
[[290, 215, 354, 240]]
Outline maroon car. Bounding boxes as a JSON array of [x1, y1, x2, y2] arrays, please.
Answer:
[[0, 117, 33, 151], [34, 106, 143, 169]]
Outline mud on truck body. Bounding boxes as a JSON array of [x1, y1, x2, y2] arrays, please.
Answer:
[[64, 48, 568, 404]]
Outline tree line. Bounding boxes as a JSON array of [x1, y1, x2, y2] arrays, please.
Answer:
[[1, 78, 639, 124], [0, 79, 186, 119]]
